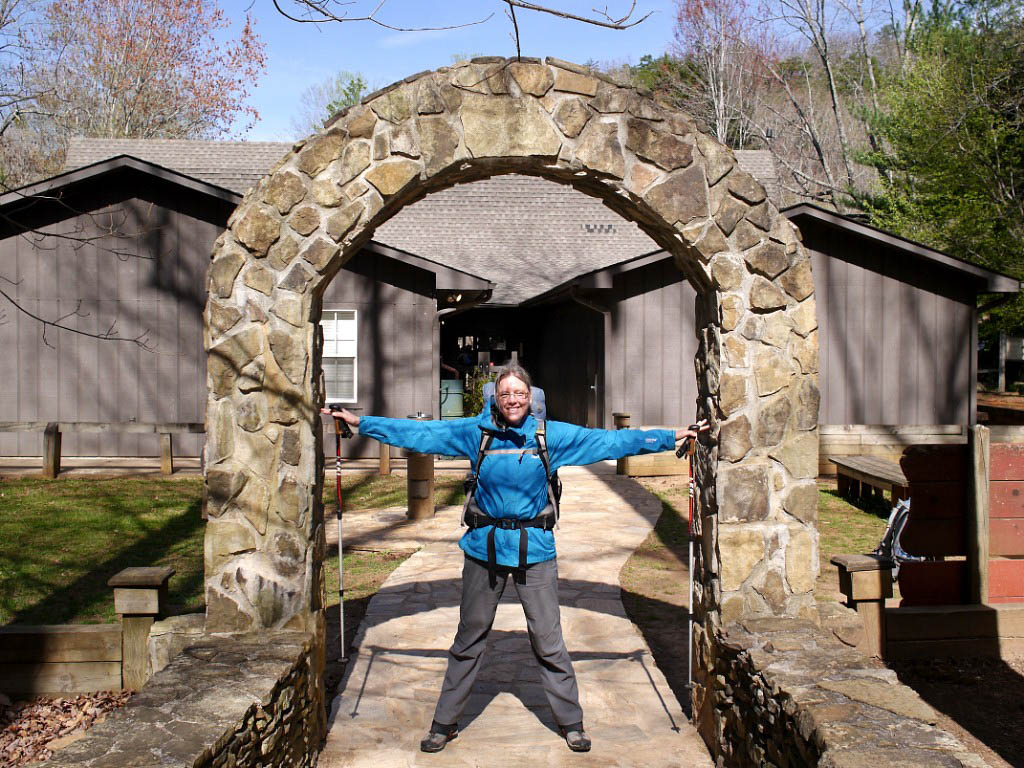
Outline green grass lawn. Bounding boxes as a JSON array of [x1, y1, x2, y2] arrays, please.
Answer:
[[0, 473, 464, 626], [816, 484, 890, 583], [1, 471, 883, 628]]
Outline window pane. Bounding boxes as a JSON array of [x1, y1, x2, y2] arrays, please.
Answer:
[[321, 310, 357, 401], [337, 310, 356, 340], [324, 356, 355, 401]]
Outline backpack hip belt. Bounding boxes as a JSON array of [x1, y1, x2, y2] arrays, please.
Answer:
[[460, 419, 561, 587], [464, 497, 556, 586]]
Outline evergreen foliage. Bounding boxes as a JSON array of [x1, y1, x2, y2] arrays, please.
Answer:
[[860, 0, 1024, 331]]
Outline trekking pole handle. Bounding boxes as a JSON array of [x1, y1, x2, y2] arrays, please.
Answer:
[[675, 422, 705, 459], [327, 404, 361, 439]]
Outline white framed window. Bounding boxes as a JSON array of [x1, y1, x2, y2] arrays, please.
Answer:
[[321, 309, 358, 403]]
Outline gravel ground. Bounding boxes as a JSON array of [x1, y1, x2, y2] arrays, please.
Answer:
[[0, 691, 131, 766]]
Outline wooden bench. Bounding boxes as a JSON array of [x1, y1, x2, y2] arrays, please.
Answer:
[[830, 455, 909, 504], [830, 427, 1024, 660], [0, 421, 204, 477]]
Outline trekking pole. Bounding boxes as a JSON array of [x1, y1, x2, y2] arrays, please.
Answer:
[[328, 404, 360, 661], [676, 421, 704, 694]]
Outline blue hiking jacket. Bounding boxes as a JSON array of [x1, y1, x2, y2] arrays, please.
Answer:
[[357, 411, 676, 566]]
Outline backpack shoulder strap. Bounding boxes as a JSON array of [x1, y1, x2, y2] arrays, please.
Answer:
[[461, 427, 497, 525], [473, 428, 496, 476], [534, 420, 560, 524], [534, 419, 550, 472]]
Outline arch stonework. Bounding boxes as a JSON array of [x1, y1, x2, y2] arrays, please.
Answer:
[[202, 57, 819, 732]]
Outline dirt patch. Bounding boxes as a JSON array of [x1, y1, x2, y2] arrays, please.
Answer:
[[890, 656, 1024, 768], [620, 477, 695, 713]]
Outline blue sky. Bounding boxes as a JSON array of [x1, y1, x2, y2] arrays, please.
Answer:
[[226, 0, 678, 140]]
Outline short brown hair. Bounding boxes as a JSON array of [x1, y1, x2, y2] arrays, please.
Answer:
[[494, 363, 533, 393], [491, 363, 533, 426]]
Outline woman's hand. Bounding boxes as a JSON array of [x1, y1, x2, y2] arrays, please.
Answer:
[[320, 406, 360, 428], [675, 419, 709, 442]]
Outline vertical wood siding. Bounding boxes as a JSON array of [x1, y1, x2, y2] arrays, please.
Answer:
[[597, 237, 972, 432], [533, 302, 603, 426], [0, 186, 218, 457], [0, 186, 979, 461], [604, 259, 700, 428], [319, 252, 436, 458], [807, 225, 973, 426]]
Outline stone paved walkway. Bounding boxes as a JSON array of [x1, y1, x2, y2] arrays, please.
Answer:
[[319, 463, 713, 768]]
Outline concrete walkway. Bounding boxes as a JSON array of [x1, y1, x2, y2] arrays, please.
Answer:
[[319, 463, 713, 768]]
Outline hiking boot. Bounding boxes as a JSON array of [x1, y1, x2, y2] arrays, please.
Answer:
[[560, 723, 592, 752], [419, 721, 458, 753]]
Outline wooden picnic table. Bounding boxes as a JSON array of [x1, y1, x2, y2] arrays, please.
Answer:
[[830, 455, 909, 504]]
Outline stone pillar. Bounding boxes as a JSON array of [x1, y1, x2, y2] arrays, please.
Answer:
[[203, 282, 327, 638]]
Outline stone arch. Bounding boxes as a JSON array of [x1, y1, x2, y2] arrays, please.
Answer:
[[202, 56, 820, 718]]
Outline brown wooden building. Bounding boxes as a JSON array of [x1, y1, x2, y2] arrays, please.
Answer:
[[523, 206, 1017, 436], [0, 138, 1016, 461], [0, 154, 490, 458]]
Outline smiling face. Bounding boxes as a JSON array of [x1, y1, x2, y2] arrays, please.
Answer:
[[495, 374, 531, 427]]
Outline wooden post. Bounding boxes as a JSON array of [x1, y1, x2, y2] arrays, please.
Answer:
[[406, 415, 434, 520], [998, 331, 1007, 392], [968, 425, 991, 604], [613, 413, 630, 475], [43, 422, 61, 478], [108, 566, 175, 691], [378, 440, 391, 476], [160, 433, 174, 475], [831, 554, 894, 658]]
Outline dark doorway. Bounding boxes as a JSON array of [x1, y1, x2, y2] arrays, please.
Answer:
[[439, 305, 604, 427]]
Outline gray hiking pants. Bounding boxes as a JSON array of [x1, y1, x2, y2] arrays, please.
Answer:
[[433, 554, 583, 728]]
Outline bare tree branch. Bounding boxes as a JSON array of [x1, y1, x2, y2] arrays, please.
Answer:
[[271, 0, 494, 30], [0, 286, 154, 349], [273, 0, 651, 43], [504, 1, 522, 59], [506, 0, 651, 28]]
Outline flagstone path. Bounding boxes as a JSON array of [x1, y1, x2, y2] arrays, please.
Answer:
[[319, 463, 714, 768]]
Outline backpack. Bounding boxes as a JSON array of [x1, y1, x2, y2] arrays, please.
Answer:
[[461, 418, 561, 523]]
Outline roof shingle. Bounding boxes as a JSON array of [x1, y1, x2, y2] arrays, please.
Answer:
[[65, 137, 293, 195], [64, 137, 778, 304]]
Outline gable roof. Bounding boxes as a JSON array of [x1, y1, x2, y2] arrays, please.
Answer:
[[7, 154, 241, 206], [65, 138, 293, 195], [0, 155, 242, 237], [373, 175, 660, 304], [783, 203, 1019, 294], [62, 138, 780, 304]]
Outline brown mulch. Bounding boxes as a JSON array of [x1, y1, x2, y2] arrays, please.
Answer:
[[0, 691, 131, 766]]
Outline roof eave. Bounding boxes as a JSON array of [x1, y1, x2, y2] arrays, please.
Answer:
[[0, 155, 242, 209], [782, 203, 1020, 294], [522, 248, 672, 307], [362, 240, 493, 292]]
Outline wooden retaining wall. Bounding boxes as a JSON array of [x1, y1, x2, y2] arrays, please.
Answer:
[[0, 625, 122, 695], [818, 424, 968, 475], [877, 425, 1024, 659], [886, 604, 1024, 659]]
